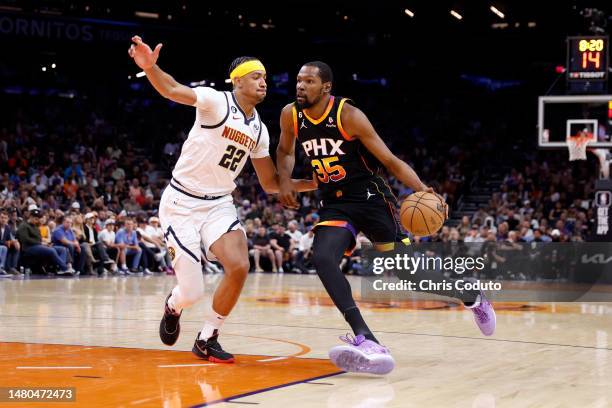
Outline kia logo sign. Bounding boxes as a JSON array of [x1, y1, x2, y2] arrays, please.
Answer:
[[582, 254, 612, 264]]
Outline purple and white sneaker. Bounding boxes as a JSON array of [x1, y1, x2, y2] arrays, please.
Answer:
[[328, 334, 395, 375], [467, 291, 496, 336]]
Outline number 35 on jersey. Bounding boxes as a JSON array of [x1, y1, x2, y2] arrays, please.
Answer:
[[302, 138, 347, 184]]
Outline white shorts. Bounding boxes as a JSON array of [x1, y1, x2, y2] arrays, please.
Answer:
[[158, 184, 245, 263]]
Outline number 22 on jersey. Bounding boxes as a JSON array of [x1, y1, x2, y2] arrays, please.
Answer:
[[218, 145, 246, 171], [311, 156, 346, 183]]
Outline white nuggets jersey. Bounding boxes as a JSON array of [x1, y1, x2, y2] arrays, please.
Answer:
[[171, 86, 270, 196]]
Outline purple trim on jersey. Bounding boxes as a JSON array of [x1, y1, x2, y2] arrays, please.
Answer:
[[231, 91, 257, 126], [200, 92, 229, 129]]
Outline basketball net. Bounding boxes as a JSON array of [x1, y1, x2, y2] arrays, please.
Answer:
[[567, 132, 595, 161]]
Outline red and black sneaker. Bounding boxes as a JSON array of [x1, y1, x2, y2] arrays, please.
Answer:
[[159, 293, 181, 346], [192, 330, 235, 363]]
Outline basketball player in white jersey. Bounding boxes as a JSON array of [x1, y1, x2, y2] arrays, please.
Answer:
[[128, 36, 316, 362]]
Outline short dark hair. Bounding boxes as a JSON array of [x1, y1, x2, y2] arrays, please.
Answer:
[[228, 56, 259, 78], [304, 61, 333, 85]]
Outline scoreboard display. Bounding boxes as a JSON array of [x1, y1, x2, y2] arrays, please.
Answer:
[[567, 36, 609, 81]]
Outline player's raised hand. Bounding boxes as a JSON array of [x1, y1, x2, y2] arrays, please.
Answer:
[[128, 35, 162, 70]]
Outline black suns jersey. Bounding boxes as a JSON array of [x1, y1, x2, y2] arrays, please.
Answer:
[[293, 96, 390, 200]]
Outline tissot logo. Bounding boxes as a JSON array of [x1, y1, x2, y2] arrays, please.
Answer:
[[581, 254, 612, 264]]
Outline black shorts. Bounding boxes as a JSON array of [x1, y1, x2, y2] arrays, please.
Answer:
[[314, 178, 410, 253]]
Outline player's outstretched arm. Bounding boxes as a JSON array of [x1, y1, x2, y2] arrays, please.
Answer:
[[128, 35, 196, 106], [342, 104, 432, 193], [276, 105, 300, 208], [251, 157, 317, 194]]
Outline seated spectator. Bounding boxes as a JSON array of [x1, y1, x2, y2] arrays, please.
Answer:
[[64, 161, 84, 183], [115, 218, 142, 274], [465, 226, 486, 256], [0, 209, 20, 275], [252, 226, 275, 273], [134, 217, 158, 275], [52, 216, 89, 274], [496, 222, 509, 241], [148, 216, 173, 273], [39, 214, 52, 245], [8, 207, 21, 230], [270, 224, 291, 273], [83, 212, 117, 274], [458, 216, 471, 237], [340, 233, 371, 275], [293, 227, 315, 274], [98, 219, 123, 273], [70, 201, 81, 214], [72, 212, 96, 274], [16, 208, 75, 275], [286, 220, 303, 254]]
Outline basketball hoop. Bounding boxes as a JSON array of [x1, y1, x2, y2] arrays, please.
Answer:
[[567, 132, 595, 161]]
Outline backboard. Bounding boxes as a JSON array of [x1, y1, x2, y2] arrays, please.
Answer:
[[538, 95, 612, 148]]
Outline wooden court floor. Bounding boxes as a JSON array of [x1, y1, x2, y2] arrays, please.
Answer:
[[1, 273, 611, 407]]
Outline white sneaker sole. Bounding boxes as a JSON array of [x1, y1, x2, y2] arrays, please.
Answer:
[[329, 345, 395, 375]]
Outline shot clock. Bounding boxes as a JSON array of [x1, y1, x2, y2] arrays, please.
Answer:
[[567, 36, 609, 81]]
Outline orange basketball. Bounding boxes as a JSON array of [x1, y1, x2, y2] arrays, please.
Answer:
[[400, 192, 448, 236]]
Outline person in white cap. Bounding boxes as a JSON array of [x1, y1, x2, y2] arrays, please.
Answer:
[[129, 35, 317, 362], [83, 212, 117, 274], [99, 219, 123, 274]]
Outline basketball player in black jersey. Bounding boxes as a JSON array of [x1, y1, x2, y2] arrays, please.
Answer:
[[277, 62, 496, 375]]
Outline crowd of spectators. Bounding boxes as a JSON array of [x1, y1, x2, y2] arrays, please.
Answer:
[[0, 91, 602, 279], [401, 153, 599, 282], [0, 203, 173, 276], [422, 155, 595, 246]]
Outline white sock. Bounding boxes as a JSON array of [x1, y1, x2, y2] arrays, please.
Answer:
[[121, 264, 127, 269], [167, 287, 182, 314], [465, 294, 481, 309], [199, 309, 226, 341]]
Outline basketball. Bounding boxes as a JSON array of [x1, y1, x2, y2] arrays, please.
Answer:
[[400, 192, 448, 236]]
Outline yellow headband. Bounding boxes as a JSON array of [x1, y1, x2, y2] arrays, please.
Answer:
[[230, 60, 266, 81]]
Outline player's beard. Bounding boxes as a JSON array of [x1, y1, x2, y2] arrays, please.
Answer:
[[297, 89, 324, 109], [296, 98, 313, 109]]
